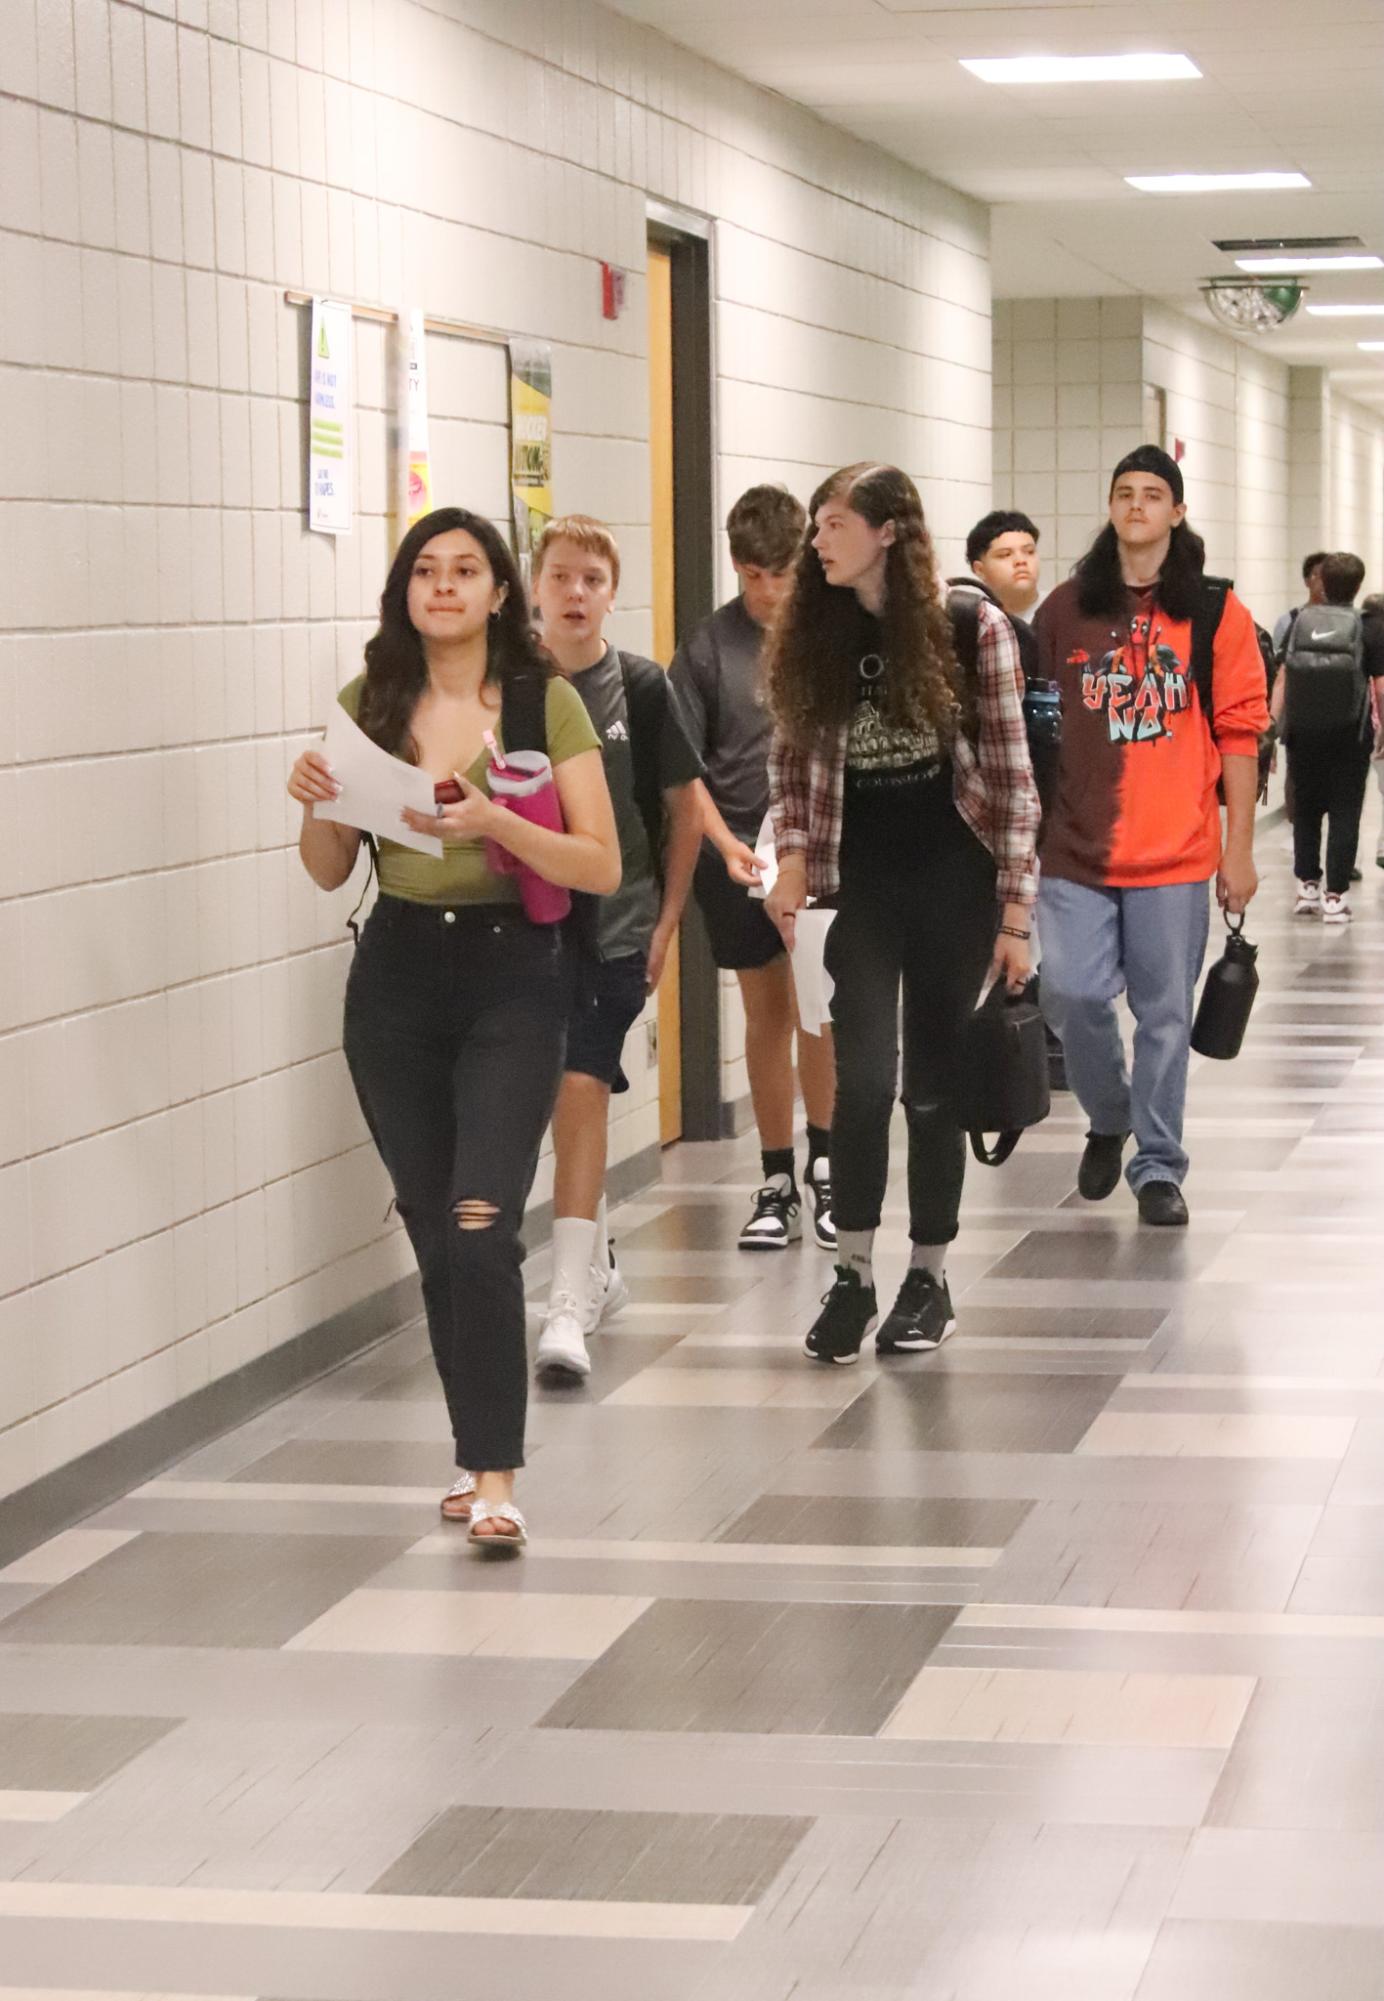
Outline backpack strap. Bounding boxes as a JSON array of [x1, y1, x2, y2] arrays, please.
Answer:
[[970, 1129, 1020, 1167], [946, 587, 982, 679], [618, 652, 670, 882], [1190, 575, 1231, 722]]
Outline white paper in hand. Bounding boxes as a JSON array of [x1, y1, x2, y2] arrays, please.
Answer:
[[315, 702, 443, 859], [745, 811, 778, 901], [790, 907, 837, 1035]]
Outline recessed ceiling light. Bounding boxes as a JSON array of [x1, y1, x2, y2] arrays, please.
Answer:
[[1127, 172, 1310, 193], [1306, 303, 1384, 317], [1236, 254, 1383, 273], [960, 54, 1201, 85]]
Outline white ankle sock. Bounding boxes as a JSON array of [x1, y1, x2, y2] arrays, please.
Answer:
[[836, 1229, 874, 1286], [549, 1216, 597, 1315], [909, 1242, 948, 1280], [592, 1195, 612, 1276]]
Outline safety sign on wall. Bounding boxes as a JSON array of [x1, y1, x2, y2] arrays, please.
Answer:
[[309, 297, 353, 535]]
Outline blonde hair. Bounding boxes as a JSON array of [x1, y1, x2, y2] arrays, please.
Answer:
[[533, 514, 621, 592]]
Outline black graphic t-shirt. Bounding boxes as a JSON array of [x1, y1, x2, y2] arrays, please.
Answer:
[[840, 648, 954, 871]]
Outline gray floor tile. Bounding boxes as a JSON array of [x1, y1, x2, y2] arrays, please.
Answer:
[[0, 1712, 177, 1790], [716, 1495, 1031, 1548], [371, 1803, 810, 1903], [540, 1599, 957, 1736], [230, 1440, 460, 1487], [0, 1533, 410, 1649], [812, 1372, 1117, 1456]]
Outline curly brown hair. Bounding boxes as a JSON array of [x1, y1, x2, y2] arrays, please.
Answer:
[[763, 463, 963, 751]]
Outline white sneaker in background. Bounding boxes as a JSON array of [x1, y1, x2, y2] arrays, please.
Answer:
[[1322, 893, 1352, 924], [1293, 880, 1322, 916], [583, 1249, 630, 1333], [536, 1298, 591, 1383]]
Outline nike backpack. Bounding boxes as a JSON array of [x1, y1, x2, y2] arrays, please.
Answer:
[[1282, 604, 1367, 736]]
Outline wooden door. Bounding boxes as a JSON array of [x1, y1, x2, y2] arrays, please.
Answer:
[[647, 245, 682, 1146]]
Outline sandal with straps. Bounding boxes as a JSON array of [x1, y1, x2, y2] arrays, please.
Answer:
[[440, 1473, 477, 1522], [467, 1498, 527, 1553]]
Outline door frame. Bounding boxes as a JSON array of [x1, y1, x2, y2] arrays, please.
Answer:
[[646, 200, 722, 1142]]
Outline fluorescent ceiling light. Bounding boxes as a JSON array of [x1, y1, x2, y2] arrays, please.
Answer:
[[1127, 172, 1310, 194], [960, 54, 1200, 85], [1358, 341, 1384, 351], [1236, 254, 1383, 273], [1306, 303, 1384, 317]]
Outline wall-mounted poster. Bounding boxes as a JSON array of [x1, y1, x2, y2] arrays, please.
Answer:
[[509, 338, 553, 583], [405, 308, 432, 526], [309, 297, 352, 535]]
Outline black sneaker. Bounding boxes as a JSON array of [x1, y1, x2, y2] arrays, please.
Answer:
[[738, 1175, 802, 1251], [804, 1267, 877, 1366], [1136, 1179, 1189, 1228], [876, 1268, 956, 1354], [806, 1161, 835, 1251], [1078, 1131, 1129, 1202]]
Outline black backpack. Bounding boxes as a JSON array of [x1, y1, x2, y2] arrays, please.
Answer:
[[1280, 603, 1367, 736], [946, 586, 1060, 813], [1189, 577, 1276, 796]]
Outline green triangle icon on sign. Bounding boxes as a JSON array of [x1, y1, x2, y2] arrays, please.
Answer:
[[318, 320, 330, 358]]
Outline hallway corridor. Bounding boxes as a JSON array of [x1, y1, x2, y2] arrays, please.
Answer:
[[2, 820, 1383, 2000]]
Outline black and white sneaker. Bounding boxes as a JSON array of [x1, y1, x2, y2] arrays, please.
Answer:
[[804, 1266, 877, 1366], [806, 1160, 835, 1252], [876, 1268, 956, 1354], [738, 1175, 802, 1251]]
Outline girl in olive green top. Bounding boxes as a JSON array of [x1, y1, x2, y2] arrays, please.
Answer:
[[289, 507, 618, 1552]]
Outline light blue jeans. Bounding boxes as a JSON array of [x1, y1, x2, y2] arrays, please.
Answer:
[[1038, 876, 1212, 1192]]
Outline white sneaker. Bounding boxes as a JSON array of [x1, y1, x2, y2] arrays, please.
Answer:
[[536, 1299, 591, 1383], [1293, 880, 1322, 916], [582, 1248, 630, 1334], [738, 1174, 802, 1250], [1322, 893, 1351, 924]]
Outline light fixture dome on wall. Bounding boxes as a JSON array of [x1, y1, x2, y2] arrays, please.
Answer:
[[1200, 278, 1306, 332]]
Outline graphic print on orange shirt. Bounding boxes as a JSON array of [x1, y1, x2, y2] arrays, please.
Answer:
[[1074, 616, 1192, 747]]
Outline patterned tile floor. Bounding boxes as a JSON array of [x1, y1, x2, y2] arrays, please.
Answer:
[[4, 815, 1384, 1998]]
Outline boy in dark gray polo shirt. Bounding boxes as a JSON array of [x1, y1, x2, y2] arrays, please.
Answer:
[[670, 486, 836, 1254], [532, 517, 704, 1384]]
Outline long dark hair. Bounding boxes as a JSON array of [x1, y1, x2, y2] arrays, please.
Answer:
[[356, 507, 550, 758], [765, 463, 963, 751], [1075, 518, 1208, 621]]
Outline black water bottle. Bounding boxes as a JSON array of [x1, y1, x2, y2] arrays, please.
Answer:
[[1191, 914, 1259, 1060]]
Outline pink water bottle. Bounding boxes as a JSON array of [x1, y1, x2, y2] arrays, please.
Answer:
[[482, 737, 571, 925]]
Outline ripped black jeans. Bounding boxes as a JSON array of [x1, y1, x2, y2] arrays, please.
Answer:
[[343, 897, 567, 1470], [825, 814, 997, 1245]]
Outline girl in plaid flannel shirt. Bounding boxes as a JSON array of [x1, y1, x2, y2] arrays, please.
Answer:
[[764, 464, 1040, 1364]]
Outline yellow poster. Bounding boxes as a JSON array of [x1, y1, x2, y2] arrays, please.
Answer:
[[509, 338, 553, 583]]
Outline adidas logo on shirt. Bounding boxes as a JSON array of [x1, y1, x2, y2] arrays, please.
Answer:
[[606, 719, 629, 742]]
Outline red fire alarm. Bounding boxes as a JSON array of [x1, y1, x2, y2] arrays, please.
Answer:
[[1173, 437, 1186, 463], [601, 262, 626, 320]]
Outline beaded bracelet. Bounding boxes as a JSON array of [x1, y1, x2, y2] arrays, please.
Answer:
[[998, 924, 1031, 940]]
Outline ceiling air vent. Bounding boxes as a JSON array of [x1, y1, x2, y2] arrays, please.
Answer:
[[1211, 235, 1365, 254]]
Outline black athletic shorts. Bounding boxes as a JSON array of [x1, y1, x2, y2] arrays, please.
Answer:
[[693, 844, 784, 972], [564, 948, 648, 1094]]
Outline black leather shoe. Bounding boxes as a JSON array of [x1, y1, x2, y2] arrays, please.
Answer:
[[1136, 1180, 1189, 1228], [1078, 1131, 1128, 1201]]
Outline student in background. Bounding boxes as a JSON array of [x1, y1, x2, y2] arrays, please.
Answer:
[[951, 509, 1068, 1093], [1366, 593, 1384, 870], [1273, 550, 1328, 658], [1275, 552, 1384, 922], [530, 517, 704, 1384], [287, 508, 619, 1549], [766, 463, 1038, 1365], [670, 485, 837, 1254]]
